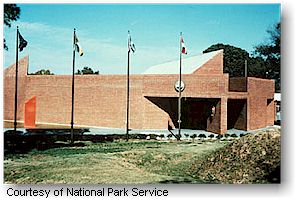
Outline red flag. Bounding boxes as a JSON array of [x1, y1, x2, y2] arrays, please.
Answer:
[[181, 37, 187, 54]]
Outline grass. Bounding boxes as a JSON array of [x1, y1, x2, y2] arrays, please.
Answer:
[[4, 140, 230, 184]]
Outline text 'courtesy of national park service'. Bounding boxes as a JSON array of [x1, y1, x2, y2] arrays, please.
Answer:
[[6, 187, 169, 198]]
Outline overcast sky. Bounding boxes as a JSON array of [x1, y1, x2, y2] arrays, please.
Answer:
[[3, 4, 280, 75]]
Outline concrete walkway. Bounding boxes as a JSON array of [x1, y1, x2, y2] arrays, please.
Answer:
[[4, 125, 280, 139]]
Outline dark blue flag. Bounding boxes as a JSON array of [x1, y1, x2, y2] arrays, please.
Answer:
[[19, 32, 27, 52]]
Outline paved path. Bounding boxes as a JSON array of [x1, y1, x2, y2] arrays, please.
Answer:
[[4, 125, 280, 139]]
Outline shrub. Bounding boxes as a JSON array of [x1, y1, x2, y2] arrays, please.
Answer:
[[198, 134, 206, 139], [230, 133, 238, 138], [240, 133, 246, 137], [209, 134, 215, 139], [190, 134, 197, 142], [149, 134, 157, 140], [216, 134, 223, 139]]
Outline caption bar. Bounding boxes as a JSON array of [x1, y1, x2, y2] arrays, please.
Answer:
[[6, 187, 169, 198]]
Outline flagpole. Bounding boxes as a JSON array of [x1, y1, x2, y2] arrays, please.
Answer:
[[244, 59, 248, 77], [70, 28, 76, 144], [14, 26, 19, 133], [126, 30, 130, 142], [178, 32, 182, 140]]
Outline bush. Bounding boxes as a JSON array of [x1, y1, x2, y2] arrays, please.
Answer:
[[149, 134, 157, 140], [190, 134, 197, 142], [198, 134, 206, 139], [189, 128, 281, 183], [216, 134, 223, 139], [230, 133, 238, 138], [240, 133, 246, 137], [209, 134, 215, 139], [224, 134, 230, 138]]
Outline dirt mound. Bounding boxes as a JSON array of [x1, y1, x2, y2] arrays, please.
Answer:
[[189, 128, 281, 184]]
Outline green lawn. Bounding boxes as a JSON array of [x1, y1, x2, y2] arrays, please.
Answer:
[[4, 140, 229, 184]]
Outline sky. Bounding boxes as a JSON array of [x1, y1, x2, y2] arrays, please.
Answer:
[[3, 4, 281, 75]]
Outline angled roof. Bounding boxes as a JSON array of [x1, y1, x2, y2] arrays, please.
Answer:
[[4, 56, 29, 77], [142, 49, 223, 74]]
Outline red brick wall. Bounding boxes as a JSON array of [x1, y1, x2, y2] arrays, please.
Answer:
[[24, 75, 146, 129], [202, 96, 227, 134], [142, 73, 229, 133], [266, 99, 275, 125], [4, 56, 29, 76], [3, 55, 276, 135], [248, 77, 274, 99], [247, 78, 275, 130], [4, 57, 28, 121], [142, 97, 172, 129], [193, 50, 224, 74], [142, 74, 228, 98], [23, 73, 230, 131]]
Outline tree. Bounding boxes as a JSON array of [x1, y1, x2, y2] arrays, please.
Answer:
[[246, 56, 267, 78], [4, 4, 21, 50], [253, 23, 281, 91], [76, 66, 99, 75], [29, 69, 54, 75], [203, 39, 280, 91]]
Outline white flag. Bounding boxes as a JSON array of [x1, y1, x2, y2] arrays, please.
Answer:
[[74, 34, 84, 56], [128, 31, 136, 53]]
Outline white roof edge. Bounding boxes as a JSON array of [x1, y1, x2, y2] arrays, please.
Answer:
[[142, 49, 223, 75]]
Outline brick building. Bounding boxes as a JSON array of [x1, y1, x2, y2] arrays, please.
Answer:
[[4, 50, 275, 134]]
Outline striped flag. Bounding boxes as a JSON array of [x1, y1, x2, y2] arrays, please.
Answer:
[[74, 34, 84, 56], [128, 31, 136, 53], [19, 32, 27, 52], [181, 36, 187, 54]]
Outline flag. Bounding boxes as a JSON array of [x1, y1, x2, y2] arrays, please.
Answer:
[[128, 31, 136, 53], [74, 34, 84, 56], [181, 36, 187, 54], [19, 32, 27, 52]]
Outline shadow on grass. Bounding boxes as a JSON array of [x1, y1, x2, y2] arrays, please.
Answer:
[[31, 145, 127, 157], [265, 165, 281, 183], [4, 129, 164, 156], [4, 129, 115, 155], [158, 177, 207, 184]]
